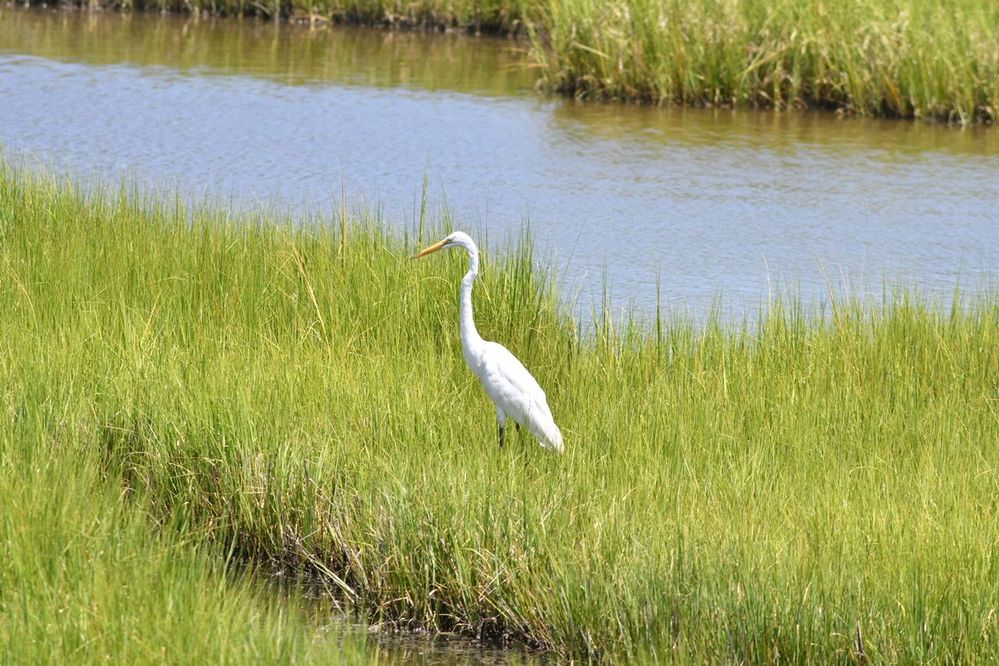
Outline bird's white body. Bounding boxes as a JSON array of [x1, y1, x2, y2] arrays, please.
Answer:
[[416, 232, 564, 453], [463, 340, 564, 452]]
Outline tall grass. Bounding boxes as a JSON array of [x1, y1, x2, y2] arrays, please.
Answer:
[[527, 0, 999, 122], [2, 163, 999, 661], [0, 386, 372, 662]]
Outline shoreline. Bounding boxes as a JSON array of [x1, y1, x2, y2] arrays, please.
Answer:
[[5, 1, 995, 124]]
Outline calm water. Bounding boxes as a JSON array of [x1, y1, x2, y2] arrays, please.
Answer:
[[1, 8, 996, 321]]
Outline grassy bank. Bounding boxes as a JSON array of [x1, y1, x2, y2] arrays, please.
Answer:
[[2, 164, 999, 661], [531, 0, 998, 123], [0, 430, 374, 663], [30, 0, 999, 123]]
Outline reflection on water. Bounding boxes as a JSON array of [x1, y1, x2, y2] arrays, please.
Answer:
[[347, 625, 547, 665], [0, 7, 996, 322], [293, 588, 548, 664], [0, 7, 533, 94], [551, 101, 997, 157]]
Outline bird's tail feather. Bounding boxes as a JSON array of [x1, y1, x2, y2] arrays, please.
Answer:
[[527, 399, 564, 454], [538, 421, 564, 454]]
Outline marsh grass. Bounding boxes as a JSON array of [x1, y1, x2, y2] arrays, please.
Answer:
[[0, 379, 373, 663], [2, 165, 999, 661], [526, 0, 999, 123]]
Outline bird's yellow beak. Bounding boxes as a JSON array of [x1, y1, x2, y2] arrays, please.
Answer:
[[411, 239, 448, 259]]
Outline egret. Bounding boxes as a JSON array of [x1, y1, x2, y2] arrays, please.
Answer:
[[413, 232, 564, 454]]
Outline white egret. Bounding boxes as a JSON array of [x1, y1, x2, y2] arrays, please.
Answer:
[[413, 232, 564, 453]]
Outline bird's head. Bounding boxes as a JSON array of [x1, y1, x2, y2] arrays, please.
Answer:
[[412, 231, 476, 259]]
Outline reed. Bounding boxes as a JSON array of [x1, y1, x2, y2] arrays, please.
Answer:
[[2, 165, 998, 661], [526, 0, 999, 123]]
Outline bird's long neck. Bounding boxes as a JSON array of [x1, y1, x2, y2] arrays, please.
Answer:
[[459, 247, 483, 358]]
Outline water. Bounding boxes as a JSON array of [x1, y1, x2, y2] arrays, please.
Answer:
[[1, 8, 996, 322]]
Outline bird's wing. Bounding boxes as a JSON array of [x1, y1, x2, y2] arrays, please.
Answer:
[[478, 342, 563, 451], [478, 341, 555, 423]]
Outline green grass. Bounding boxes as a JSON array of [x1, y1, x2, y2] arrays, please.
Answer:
[[527, 0, 999, 123], [0, 397, 373, 662], [30, 0, 999, 122], [2, 163, 999, 662]]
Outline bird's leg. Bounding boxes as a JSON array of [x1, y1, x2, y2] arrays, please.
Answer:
[[496, 408, 506, 448]]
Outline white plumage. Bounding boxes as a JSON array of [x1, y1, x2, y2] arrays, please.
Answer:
[[413, 232, 564, 453]]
